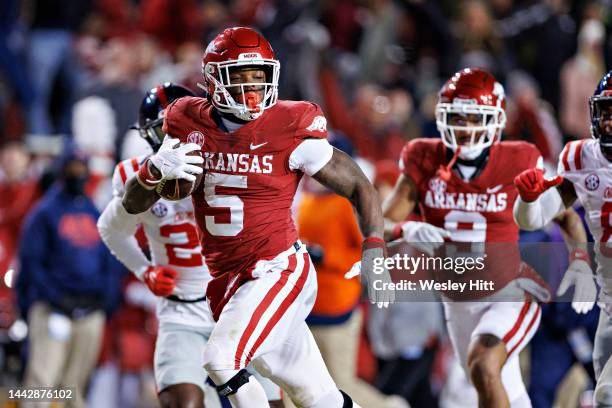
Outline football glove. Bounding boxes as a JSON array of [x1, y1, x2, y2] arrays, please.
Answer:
[[143, 265, 178, 297], [514, 168, 563, 203], [149, 136, 203, 183], [401, 221, 451, 256], [346, 237, 395, 309], [557, 250, 597, 314]]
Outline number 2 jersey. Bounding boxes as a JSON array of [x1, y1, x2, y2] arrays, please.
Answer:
[[557, 139, 612, 267], [111, 157, 209, 297], [400, 138, 543, 298], [162, 97, 333, 281]]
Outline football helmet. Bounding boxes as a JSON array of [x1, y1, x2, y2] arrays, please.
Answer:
[[590, 70, 612, 161], [136, 83, 194, 152], [202, 27, 280, 121], [435, 68, 507, 160]]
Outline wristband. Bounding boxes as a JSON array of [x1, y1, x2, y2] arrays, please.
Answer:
[[137, 159, 162, 190], [363, 236, 387, 257], [570, 248, 591, 267], [361, 237, 387, 253]]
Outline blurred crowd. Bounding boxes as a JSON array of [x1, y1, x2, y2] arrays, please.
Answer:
[[0, 0, 611, 407]]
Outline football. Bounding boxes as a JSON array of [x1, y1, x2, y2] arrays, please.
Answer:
[[155, 150, 203, 201]]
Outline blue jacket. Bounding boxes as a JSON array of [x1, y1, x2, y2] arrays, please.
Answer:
[[16, 184, 124, 316]]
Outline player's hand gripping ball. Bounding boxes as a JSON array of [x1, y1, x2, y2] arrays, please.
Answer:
[[152, 137, 204, 200]]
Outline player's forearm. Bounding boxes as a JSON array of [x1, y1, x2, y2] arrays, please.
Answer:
[[312, 150, 384, 239], [382, 175, 417, 241], [554, 208, 588, 252], [350, 179, 384, 239], [122, 175, 161, 214], [513, 187, 565, 231]]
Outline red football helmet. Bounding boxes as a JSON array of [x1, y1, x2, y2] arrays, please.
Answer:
[[435, 68, 507, 160], [201, 27, 280, 121]]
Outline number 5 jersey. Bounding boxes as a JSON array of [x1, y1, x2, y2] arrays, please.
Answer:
[[163, 97, 333, 281]]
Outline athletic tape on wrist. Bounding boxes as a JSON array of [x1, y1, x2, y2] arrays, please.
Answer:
[[570, 248, 591, 267], [137, 159, 161, 190]]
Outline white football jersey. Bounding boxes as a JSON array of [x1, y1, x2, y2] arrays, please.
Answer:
[[557, 139, 612, 266], [112, 156, 211, 299]]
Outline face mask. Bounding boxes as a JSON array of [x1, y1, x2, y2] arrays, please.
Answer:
[[64, 175, 88, 196]]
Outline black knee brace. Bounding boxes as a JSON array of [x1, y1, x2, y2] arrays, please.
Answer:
[[340, 390, 353, 408], [216, 369, 252, 397]]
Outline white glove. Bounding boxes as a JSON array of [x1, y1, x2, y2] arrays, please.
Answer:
[[401, 221, 451, 256], [557, 259, 597, 314], [344, 261, 394, 309], [149, 136, 204, 183]]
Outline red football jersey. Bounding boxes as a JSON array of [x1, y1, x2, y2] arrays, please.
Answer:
[[163, 97, 327, 280], [400, 139, 542, 298]]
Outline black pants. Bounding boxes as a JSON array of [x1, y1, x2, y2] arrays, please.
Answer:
[[376, 347, 439, 408]]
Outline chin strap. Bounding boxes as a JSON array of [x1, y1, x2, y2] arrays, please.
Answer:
[[436, 146, 461, 182]]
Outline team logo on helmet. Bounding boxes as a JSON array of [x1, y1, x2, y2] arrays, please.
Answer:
[[151, 202, 168, 218], [187, 131, 205, 147], [585, 173, 600, 191], [429, 177, 447, 195]]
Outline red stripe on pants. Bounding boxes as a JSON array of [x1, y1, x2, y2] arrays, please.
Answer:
[[234, 253, 298, 369], [245, 253, 311, 366]]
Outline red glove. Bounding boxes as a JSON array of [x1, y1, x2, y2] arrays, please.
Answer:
[[514, 168, 563, 202], [143, 266, 177, 297]]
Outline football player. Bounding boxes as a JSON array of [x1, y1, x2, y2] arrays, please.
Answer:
[[120, 27, 393, 408], [382, 68, 590, 408], [97, 83, 284, 408], [513, 70, 612, 407]]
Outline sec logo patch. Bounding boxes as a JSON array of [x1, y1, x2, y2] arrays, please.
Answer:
[[151, 202, 168, 217], [585, 173, 600, 191], [187, 131, 205, 147], [428, 177, 447, 195]]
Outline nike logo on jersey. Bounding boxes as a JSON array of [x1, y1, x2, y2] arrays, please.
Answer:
[[250, 142, 268, 150], [486, 184, 503, 194]]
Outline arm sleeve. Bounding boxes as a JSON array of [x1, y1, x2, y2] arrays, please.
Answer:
[[97, 197, 151, 279], [513, 187, 566, 231], [288, 139, 334, 176]]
